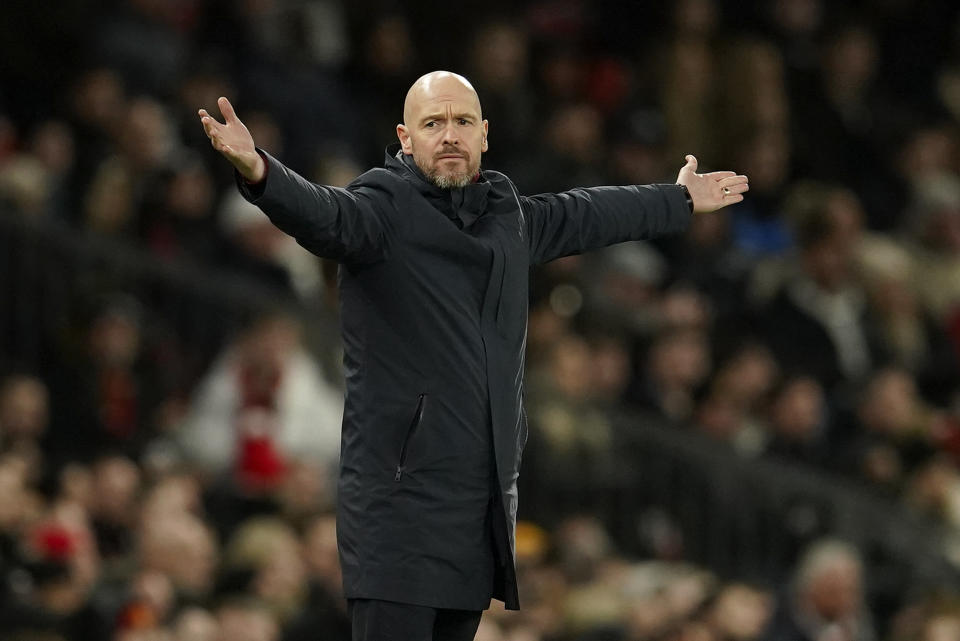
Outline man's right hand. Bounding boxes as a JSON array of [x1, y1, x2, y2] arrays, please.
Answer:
[[198, 97, 266, 183]]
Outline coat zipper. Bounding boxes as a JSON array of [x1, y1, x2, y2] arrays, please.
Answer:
[[395, 394, 427, 481]]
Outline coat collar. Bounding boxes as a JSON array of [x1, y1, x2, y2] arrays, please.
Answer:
[[384, 144, 492, 225]]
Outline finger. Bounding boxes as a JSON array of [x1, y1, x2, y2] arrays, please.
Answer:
[[722, 183, 749, 195], [717, 175, 750, 188], [218, 96, 238, 124], [198, 109, 223, 126], [684, 154, 698, 172], [200, 116, 221, 139], [706, 171, 736, 180]]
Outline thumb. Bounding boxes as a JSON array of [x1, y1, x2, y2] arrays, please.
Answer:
[[684, 154, 698, 173]]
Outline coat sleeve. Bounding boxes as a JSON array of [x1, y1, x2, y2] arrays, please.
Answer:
[[520, 183, 692, 265], [237, 150, 392, 264]]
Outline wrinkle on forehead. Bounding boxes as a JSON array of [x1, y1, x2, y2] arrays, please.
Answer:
[[402, 71, 482, 125]]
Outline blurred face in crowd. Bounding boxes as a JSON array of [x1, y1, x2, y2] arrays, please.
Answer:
[[806, 556, 862, 621], [549, 334, 593, 401], [696, 393, 746, 441], [217, 602, 279, 641], [824, 25, 878, 94], [397, 71, 488, 189], [802, 191, 863, 291], [771, 377, 824, 442], [470, 23, 528, 90], [91, 456, 140, 525], [140, 513, 217, 595], [650, 330, 711, 390], [174, 607, 219, 641], [0, 375, 49, 441], [796, 542, 864, 623], [858, 368, 919, 436], [713, 345, 778, 409], [546, 104, 602, 162], [708, 584, 773, 640], [90, 309, 141, 367]]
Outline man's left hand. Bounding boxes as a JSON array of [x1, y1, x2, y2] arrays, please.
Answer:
[[676, 155, 749, 213]]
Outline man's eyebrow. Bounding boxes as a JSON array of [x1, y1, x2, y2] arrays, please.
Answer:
[[420, 112, 477, 123]]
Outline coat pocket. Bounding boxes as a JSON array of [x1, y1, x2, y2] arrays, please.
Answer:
[[394, 393, 428, 481]]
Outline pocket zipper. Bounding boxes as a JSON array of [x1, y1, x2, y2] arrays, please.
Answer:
[[395, 394, 427, 481]]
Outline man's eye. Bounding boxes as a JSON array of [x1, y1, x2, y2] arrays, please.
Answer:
[[425, 121, 436, 128], [458, 119, 470, 125]]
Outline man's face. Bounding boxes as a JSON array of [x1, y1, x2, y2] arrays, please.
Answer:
[[397, 73, 489, 189]]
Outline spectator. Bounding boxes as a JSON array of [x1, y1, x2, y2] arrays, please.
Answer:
[[904, 456, 960, 532], [762, 538, 876, 641], [27, 120, 76, 219], [0, 151, 51, 218], [627, 327, 712, 423], [177, 312, 342, 492], [705, 583, 774, 641], [138, 508, 218, 603], [844, 368, 951, 492], [42, 296, 171, 468], [756, 182, 880, 397], [910, 172, 960, 327], [856, 235, 960, 406], [141, 156, 219, 263], [282, 513, 350, 641], [763, 377, 832, 469], [790, 21, 903, 230], [0, 375, 50, 475], [525, 333, 615, 508], [222, 517, 307, 624], [217, 191, 322, 302], [466, 21, 535, 174], [0, 500, 109, 641], [88, 455, 141, 562], [515, 102, 607, 194], [214, 596, 280, 641], [173, 606, 219, 641]]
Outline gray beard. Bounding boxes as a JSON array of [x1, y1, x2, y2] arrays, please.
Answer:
[[415, 155, 477, 189], [428, 170, 474, 189]]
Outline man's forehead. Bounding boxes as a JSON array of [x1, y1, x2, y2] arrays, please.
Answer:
[[403, 71, 482, 123]]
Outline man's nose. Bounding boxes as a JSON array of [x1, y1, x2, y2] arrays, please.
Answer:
[[441, 123, 459, 144]]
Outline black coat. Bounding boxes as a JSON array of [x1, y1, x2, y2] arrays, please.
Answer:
[[239, 144, 691, 610]]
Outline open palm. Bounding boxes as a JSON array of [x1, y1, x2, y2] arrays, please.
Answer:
[[198, 97, 265, 182]]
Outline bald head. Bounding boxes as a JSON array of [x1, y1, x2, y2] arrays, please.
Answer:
[[396, 70, 489, 189], [403, 71, 482, 126]]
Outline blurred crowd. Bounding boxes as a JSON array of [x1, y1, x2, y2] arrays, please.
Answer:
[[3, 0, 960, 639]]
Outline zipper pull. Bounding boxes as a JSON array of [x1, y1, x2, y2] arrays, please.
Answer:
[[395, 466, 404, 481]]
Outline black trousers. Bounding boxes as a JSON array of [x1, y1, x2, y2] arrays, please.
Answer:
[[349, 599, 483, 641]]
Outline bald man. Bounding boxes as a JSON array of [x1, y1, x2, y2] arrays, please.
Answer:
[[200, 71, 747, 640]]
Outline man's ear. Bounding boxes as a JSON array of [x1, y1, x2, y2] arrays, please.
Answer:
[[481, 120, 489, 152], [397, 124, 413, 154]]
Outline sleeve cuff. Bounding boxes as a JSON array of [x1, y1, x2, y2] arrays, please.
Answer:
[[677, 183, 694, 213], [236, 149, 270, 200]]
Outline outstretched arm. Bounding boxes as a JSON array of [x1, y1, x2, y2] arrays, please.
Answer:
[[522, 155, 748, 265], [198, 98, 390, 263]]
